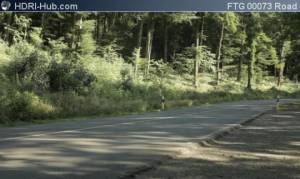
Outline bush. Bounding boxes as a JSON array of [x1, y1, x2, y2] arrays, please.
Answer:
[[6, 91, 55, 121], [0, 79, 10, 123], [48, 59, 96, 92]]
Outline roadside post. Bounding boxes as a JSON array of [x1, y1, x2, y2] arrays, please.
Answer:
[[161, 95, 165, 111], [276, 95, 280, 111]]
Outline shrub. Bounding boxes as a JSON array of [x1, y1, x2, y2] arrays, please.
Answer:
[[6, 91, 55, 121], [46, 92, 148, 117]]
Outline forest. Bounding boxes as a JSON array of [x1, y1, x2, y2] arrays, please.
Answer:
[[0, 12, 300, 124]]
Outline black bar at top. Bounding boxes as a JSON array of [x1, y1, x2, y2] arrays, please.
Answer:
[[0, 0, 299, 12]]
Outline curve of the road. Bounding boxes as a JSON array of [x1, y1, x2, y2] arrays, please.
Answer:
[[0, 99, 294, 179]]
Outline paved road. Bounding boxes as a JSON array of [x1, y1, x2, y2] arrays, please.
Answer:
[[0, 100, 290, 179]]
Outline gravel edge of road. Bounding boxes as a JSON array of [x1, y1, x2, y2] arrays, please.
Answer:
[[119, 108, 274, 179], [197, 109, 272, 147]]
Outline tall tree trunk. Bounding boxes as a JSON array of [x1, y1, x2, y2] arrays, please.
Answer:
[[95, 13, 102, 44], [41, 13, 47, 39], [111, 13, 117, 28], [194, 24, 200, 88], [134, 19, 144, 77], [237, 38, 245, 82], [200, 15, 205, 47], [237, 57, 243, 82], [5, 12, 15, 45], [71, 13, 82, 49], [277, 65, 284, 87], [164, 21, 169, 61], [103, 14, 109, 34], [194, 15, 205, 88], [145, 21, 154, 77], [216, 22, 224, 85], [277, 42, 286, 87], [247, 40, 256, 90], [41, 13, 46, 26], [77, 15, 83, 48], [71, 13, 77, 49]]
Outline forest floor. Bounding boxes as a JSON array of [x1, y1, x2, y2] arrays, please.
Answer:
[[135, 103, 300, 179]]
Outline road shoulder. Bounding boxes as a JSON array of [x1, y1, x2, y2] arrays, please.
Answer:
[[135, 108, 300, 179]]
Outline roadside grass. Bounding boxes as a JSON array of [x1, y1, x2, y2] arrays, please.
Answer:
[[1, 72, 300, 127]]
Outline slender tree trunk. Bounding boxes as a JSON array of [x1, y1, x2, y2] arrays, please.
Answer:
[[71, 13, 77, 49], [95, 13, 102, 44], [111, 13, 117, 28], [277, 42, 286, 87], [77, 15, 83, 48], [40, 13, 47, 39], [200, 15, 205, 47], [216, 22, 224, 85], [277, 65, 284, 87], [194, 24, 200, 88], [247, 40, 256, 90], [145, 21, 154, 77], [237, 39, 245, 82], [134, 19, 144, 77], [194, 15, 205, 88], [95, 14, 99, 41], [247, 59, 252, 90], [103, 14, 109, 34], [71, 13, 82, 49], [5, 12, 15, 45], [237, 57, 243, 82], [164, 21, 169, 61]]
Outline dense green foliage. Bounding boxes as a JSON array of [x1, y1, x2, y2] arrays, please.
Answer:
[[0, 12, 300, 124]]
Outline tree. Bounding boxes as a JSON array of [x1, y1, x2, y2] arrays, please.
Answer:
[[213, 13, 239, 85], [194, 13, 205, 88], [277, 40, 291, 86], [134, 14, 145, 77], [236, 27, 247, 82], [247, 32, 278, 89], [243, 13, 261, 90], [145, 13, 155, 77]]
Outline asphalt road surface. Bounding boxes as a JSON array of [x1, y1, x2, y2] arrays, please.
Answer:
[[0, 99, 290, 179]]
